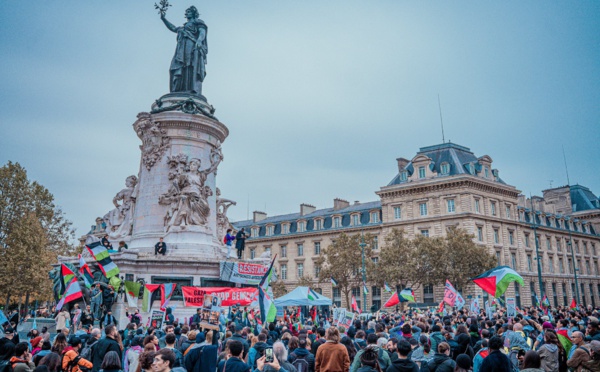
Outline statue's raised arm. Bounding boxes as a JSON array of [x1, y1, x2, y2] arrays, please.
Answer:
[[160, 14, 178, 33]]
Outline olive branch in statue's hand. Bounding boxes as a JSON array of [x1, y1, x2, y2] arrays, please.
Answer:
[[155, 0, 171, 16]]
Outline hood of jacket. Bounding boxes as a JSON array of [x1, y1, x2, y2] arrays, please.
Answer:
[[542, 343, 558, 353], [389, 358, 418, 372], [253, 342, 268, 354], [293, 347, 310, 357]]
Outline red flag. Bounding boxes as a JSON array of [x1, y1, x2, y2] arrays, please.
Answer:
[[437, 301, 445, 314], [570, 298, 577, 309], [383, 292, 400, 308], [351, 295, 361, 313]]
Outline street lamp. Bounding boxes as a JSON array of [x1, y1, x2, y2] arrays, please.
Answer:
[[531, 212, 545, 301], [567, 230, 581, 305], [359, 233, 367, 313]]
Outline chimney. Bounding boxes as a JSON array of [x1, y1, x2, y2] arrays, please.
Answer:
[[396, 157, 410, 172], [300, 203, 316, 216], [253, 211, 267, 223], [354, 200, 360, 205], [333, 198, 350, 210]]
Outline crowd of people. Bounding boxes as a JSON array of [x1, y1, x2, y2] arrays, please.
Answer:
[[2, 302, 600, 372]]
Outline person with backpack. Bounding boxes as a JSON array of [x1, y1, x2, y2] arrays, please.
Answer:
[[538, 330, 566, 372], [567, 331, 591, 372], [9, 342, 34, 372], [428, 326, 444, 357], [248, 334, 268, 369], [350, 334, 391, 372], [289, 338, 315, 372], [424, 342, 455, 372], [61, 337, 93, 372]]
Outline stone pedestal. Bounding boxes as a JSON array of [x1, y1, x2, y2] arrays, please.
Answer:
[[129, 94, 229, 257]]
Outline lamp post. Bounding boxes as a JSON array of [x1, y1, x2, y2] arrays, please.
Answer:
[[567, 230, 581, 305], [359, 233, 367, 313], [531, 212, 545, 301]]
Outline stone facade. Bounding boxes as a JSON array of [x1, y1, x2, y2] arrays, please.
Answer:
[[234, 143, 600, 310]]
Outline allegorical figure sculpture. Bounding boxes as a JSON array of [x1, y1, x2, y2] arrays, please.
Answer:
[[160, 5, 208, 95], [159, 145, 223, 231], [216, 188, 236, 241], [103, 175, 138, 240]]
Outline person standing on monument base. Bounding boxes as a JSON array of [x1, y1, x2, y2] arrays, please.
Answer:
[[235, 228, 247, 259], [155, 237, 167, 256]]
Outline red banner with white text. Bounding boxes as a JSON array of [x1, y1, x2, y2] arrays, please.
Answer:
[[181, 286, 258, 307]]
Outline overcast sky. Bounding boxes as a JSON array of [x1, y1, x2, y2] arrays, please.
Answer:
[[1, 1, 599, 237]]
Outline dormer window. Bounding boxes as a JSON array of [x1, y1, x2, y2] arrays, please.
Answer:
[[469, 163, 475, 174], [297, 221, 306, 233], [352, 214, 360, 226], [484, 167, 489, 178], [440, 163, 450, 175], [282, 224, 290, 234], [418, 166, 426, 179], [251, 227, 259, 237], [333, 216, 341, 228], [400, 171, 408, 182], [266, 225, 274, 236], [314, 219, 322, 230], [370, 212, 379, 223]]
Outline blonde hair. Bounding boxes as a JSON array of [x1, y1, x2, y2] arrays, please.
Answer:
[[326, 327, 340, 343], [438, 342, 450, 354]]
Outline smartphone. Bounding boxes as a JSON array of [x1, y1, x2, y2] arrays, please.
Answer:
[[265, 348, 274, 363]]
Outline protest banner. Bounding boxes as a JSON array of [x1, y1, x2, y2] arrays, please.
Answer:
[[332, 308, 342, 326], [276, 307, 284, 320], [506, 298, 516, 317], [198, 294, 222, 330], [340, 311, 355, 330], [485, 300, 492, 319], [181, 287, 258, 307], [150, 309, 165, 329], [219, 262, 271, 285]]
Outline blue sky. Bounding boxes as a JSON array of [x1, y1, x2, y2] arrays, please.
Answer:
[[1, 1, 599, 237]]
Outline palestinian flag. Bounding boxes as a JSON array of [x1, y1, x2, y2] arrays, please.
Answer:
[[61, 264, 76, 288], [399, 288, 415, 302], [78, 255, 94, 288], [160, 283, 176, 311], [258, 286, 277, 324], [472, 266, 524, 298], [308, 288, 319, 301], [384, 282, 392, 292], [570, 298, 577, 309], [351, 295, 361, 313], [259, 255, 277, 292], [363, 281, 369, 295], [56, 279, 83, 311], [86, 241, 120, 278], [557, 329, 572, 356], [331, 277, 338, 287], [534, 293, 541, 307], [124, 281, 141, 308], [142, 284, 161, 312], [542, 295, 550, 307], [437, 301, 445, 315]]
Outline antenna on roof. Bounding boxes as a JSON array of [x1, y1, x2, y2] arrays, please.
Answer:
[[247, 193, 250, 220], [437, 94, 445, 144], [562, 145, 570, 185]]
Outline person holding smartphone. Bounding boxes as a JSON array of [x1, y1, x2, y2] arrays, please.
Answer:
[[9, 342, 35, 372]]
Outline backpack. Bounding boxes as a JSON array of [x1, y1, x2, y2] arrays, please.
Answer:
[[558, 348, 568, 372], [0, 360, 12, 372], [62, 353, 82, 372], [79, 340, 96, 361], [292, 354, 309, 372]]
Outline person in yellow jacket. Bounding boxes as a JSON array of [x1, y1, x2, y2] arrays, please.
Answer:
[[62, 337, 94, 372]]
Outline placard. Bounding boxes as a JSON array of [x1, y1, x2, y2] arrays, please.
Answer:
[[340, 311, 355, 330], [199, 294, 222, 330], [150, 309, 165, 329], [506, 298, 516, 317], [181, 286, 258, 307], [220, 262, 270, 285]]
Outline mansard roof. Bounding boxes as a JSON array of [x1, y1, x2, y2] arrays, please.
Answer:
[[571, 184, 600, 212], [387, 142, 507, 186]]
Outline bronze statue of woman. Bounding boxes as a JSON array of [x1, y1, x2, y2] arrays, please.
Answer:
[[160, 6, 208, 95]]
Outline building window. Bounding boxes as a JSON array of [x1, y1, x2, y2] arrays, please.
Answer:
[[278, 245, 286, 258], [549, 257, 554, 273], [552, 283, 559, 307], [314, 242, 321, 255], [559, 258, 564, 273], [563, 283, 568, 306], [370, 212, 379, 223], [333, 288, 341, 307], [494, 229, 500, 244], [372, 286, 381, 309], [491, 202, 496, 216], [394, 206, 401, 220], [509, 231, 514, 245], [371, 257, 379, 264], [475, 199, 480, 213], [250, 249, 256, 259], [447, 199, 455, 213], [400, 171, 408, 182], [421, 229, 429, 237], [590, 284, 596, 308], [265, 247, 271, 255], [525, 233, 530, 248], [546, 239, 551, 250], [314, 265, 320, 277], [581, 283, 587, 307], [515, 283, 521, 308], [282, 224, 290, 234], [477, 226, 483, 242], [586, 260, 591, 275], [419, 203, 428, 216], [568, 258, 573, 274], [506, 205, 511, 219], [298, 221, 305, 233], [584, 242, 588, 255], [418, 166, 426, 179], [527, 255, 533, 271], [267, 225, 274, 236], [372, 236, 378, 250], [333, 217, 341, 228], [297, 244, 304, 256], [592, 244, 597, 256], [297, 263, 304, 278], [496, 251, 502, 265], [280, 264, 287, 280], [423, 284, 434, 303], [352, 287, 361, 310], [530, 281, 537, 305], [484, 167, 489, 178], [440, 163, 450, 174], [315, 219, 322, 230], [352, 214, 360, 226], [595, 260, 599, 275], [511, 253, 517, 269], [252, 227, 259, 237], [557, 239, 562, 252]]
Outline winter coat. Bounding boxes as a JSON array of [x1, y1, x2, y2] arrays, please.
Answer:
[[289, 347, 315, 372], [55, 311, 70, 331], [217, 356, 251, 372], [351, 346, 391, 372], [315, 341, 350, 372], [9, 357, 35, 372], [385, 358, 419, 372], [91, 337, 122, 372], [185, 344, 218, 372], [248, 341, 268, 368], [61, 347, 93, 372], [567, 344, 591, 372], [124, 346, 141, 372], [429, 332, 444, 355], [539, 343, 559, 372], [581, 359, 600, 372], [479, 350, 514, 372], [425, 353, 455, 372]]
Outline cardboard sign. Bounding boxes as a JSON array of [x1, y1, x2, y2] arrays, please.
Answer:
[[340, 311, 355, 330], [199, 294, 222, 330], [150, 310, 165, 329], [506, 298, 516, 317]]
